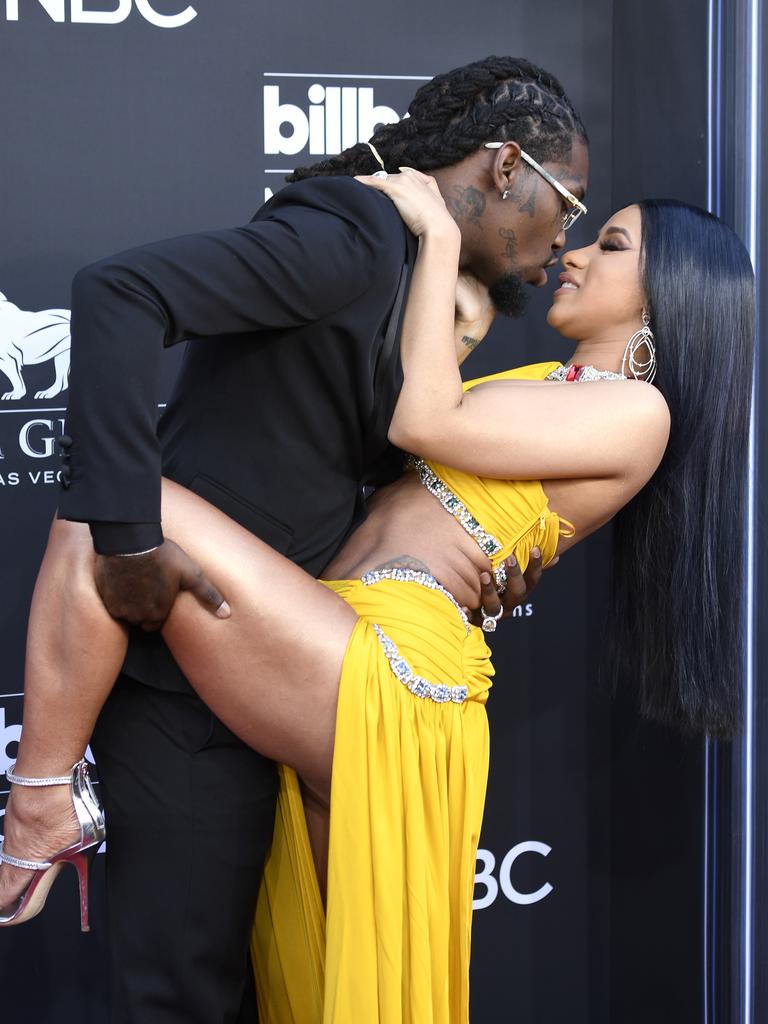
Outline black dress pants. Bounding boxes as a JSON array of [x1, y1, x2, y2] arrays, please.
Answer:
[[92, 673, 278, 1024]]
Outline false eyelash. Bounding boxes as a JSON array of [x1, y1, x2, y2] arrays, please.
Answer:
[[599, 241, 624, 252]]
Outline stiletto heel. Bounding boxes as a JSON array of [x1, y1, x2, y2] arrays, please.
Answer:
[[0, 759, 105, 929], [71, 849, 92, 932]]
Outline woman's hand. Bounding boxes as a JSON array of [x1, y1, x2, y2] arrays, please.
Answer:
[[355, 167, 460, 243]]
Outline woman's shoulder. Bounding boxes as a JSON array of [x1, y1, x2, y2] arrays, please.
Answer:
[[619, 378, 670, 431], [611, 380, 671, 482]]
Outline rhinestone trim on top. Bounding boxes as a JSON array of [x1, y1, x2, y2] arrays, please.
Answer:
[[372, 624, 468, 704], [409, 457, 502, 558], [361, 568, 470, 633], [407, 457, 508, 593]]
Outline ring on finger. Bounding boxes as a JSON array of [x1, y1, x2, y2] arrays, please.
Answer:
[[480, 604, 504, 633]]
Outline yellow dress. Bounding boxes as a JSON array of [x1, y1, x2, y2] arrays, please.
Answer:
[[251, 363, 573, 1022]]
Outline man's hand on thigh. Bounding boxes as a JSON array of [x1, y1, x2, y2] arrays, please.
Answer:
[[94, 539, 230, 631]]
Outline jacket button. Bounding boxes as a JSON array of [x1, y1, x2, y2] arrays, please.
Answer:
[[58, 434, 73, 451], [59, 466, 71, 489]]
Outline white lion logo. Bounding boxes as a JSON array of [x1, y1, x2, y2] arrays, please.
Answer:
[[0, 291, 71, 401]]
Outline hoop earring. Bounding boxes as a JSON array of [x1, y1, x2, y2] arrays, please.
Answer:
[[621, 311, 657, 383]]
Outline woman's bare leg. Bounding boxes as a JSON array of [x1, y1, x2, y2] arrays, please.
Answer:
[[0, 518, 128, 910], [157, 477, 356, 785], [1, 478, 358, 910], [14, 520, 129, 774]]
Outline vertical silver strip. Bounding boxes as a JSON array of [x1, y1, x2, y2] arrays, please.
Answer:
[[707, 1, 761, 1018], [704, 734, 711, 1024], [705, 3, 718, 1019], [706, 0, 715, 214], [742, 0, 760, 1017]]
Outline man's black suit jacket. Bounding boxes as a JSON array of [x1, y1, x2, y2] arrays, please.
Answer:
[[58, 176, 417, 692]]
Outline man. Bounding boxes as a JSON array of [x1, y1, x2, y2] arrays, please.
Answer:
[[58, 56, 588, 1022]]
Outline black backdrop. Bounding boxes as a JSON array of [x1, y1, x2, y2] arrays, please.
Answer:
[[0, 2, 746, 1021]]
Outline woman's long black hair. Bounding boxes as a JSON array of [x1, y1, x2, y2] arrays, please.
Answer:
[[608, 200, 755, 737]]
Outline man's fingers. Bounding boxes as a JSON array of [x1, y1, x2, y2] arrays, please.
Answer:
[[501, 549, 543, 612], [465, 551, 546, 631], [522, 547, 543, 599], [479, 571, 502, 616], [500, 555, 526, 612], [180, 564, 231, 618]]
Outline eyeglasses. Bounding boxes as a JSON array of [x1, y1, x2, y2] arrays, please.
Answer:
[[484, 142, 588, 231]]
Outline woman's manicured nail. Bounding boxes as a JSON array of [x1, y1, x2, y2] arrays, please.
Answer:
[[216, 601, 231, 619]]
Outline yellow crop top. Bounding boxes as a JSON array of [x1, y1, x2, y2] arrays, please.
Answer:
[[407, 362, 575, 575]]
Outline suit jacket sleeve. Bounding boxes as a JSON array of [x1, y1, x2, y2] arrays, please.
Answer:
[[58, 178, 403, 554]]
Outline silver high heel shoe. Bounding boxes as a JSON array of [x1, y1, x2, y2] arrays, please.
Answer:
[[0, 759, 105, 931]]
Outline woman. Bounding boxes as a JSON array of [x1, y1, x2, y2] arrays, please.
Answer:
[[0, 171, 753, 1023]]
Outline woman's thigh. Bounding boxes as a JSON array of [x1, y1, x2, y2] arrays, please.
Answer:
[[159, 477, 358, 794]]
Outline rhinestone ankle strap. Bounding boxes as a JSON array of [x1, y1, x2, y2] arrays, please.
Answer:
[[6, 762, 80, 787]]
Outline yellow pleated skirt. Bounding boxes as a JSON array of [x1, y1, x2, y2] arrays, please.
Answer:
[[251, 577, 494, 1023]]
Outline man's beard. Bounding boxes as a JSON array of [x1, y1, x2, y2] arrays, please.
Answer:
[[489, 272, 529, 318]]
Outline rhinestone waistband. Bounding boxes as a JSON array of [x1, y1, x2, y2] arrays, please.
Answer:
[[372, 624, 468, 705], [360, 568, 470, 633]]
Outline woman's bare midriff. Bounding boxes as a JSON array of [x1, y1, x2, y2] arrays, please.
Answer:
[[322, 471, 611, 609], [323, 473, 498, 610]]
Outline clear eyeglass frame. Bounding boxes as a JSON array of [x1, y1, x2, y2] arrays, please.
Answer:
[[484, 142, 588, 230]]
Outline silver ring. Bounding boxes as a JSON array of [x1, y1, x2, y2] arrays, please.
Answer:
[[372, 170, 388, 179], [480, 605, 504, 633]]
